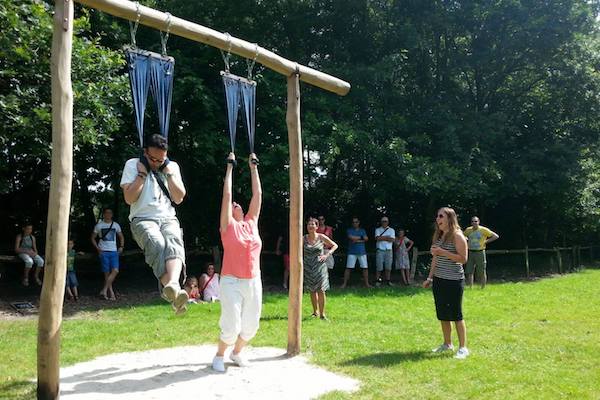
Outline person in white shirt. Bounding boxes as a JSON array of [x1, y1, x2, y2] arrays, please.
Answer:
[[91, 208, 124, 300], [120, 134, 189, 314], [374, 217, 395, 286]]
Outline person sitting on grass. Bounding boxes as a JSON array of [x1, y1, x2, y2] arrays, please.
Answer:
[[65, 238, 82, 301], [14, 222, 44, 287], [199, 262, 220, 302], [184, 276, 201, 302]]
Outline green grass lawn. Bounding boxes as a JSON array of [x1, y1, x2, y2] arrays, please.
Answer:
[[2, 270, 600, 400]]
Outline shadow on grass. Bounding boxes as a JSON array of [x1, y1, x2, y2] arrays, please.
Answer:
[[340, 351, 436, 367], [0, 380, 35, 400]]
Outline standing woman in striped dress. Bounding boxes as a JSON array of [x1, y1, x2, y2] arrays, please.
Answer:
[[304, 217, 338, 320], [423, 207, 470, 359]]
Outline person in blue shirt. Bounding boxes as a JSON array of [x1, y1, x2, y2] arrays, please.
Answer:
[[341, 217, 371, 288]]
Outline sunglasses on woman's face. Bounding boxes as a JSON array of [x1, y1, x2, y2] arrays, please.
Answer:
[[436, 214, 445, 219]]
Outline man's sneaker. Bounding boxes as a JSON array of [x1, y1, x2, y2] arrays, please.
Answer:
[[162, 283, 189, 315], [454, 347, 470, 359], [162, 282, 179, 302], [212, 356, 225, 372], [375, 279, 383, 287], [432, 343, 454, 353], [386, 280, 394, 287], [173, 289, 189, 315], [229, 352, 251, 367]]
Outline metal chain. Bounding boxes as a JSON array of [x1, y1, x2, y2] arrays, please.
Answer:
[[160, 13, 172, 56], [128, 2, 141, 47]]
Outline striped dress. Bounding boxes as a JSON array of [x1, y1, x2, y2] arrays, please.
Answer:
[[433, 238, 464, 280], [303, 235, 330, 292]]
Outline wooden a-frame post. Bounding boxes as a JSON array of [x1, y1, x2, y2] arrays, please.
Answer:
[[41, 0, 349, 397], [286, 71, 303, 355], [38, 1, 74, 399]]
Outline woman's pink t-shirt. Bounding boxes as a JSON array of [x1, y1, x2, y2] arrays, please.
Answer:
[[220, 217, 262, 278]]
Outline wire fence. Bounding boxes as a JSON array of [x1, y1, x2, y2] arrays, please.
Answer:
[[408, 245, 596, 280], [1, 245, 598, 286]]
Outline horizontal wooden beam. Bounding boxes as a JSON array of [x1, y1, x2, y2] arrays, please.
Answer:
[[75, 0, 351, 96]]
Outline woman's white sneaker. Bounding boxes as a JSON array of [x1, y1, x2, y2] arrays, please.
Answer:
[[454, 347, 470, 359], [230, 352, 251, 367], [432, 343, 454, 353], [212, 356, 226, 372]]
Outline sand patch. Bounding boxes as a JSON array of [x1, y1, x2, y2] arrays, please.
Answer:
[[60, 345, 359, 400]]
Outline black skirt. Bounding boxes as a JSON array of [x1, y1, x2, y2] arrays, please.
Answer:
[[432, 276, 465, 321]]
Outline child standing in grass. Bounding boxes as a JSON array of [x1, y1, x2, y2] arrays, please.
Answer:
[[66, 239, 80, 301]]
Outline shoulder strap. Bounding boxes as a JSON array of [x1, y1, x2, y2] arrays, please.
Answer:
[[100, 221, 114, 241], [200, 274, 215, 294], [377, 227, 390, 237], [152, 171, 177, 207]]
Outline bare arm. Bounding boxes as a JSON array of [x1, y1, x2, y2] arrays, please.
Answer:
[[122, 161, 147, 205], [31, 236, 38, 255], [14, 235, 23, 254], [220, 153, 235, 232], [163, 163, 186, 204], [423, 256, 438, 288], [90, 230, 101, 253], [319, 234, 338, 255], [246, 153, 262, 222], [486, 231, 500, 244], [117, 231, 125, 250], [406, 239, 414, 251], [430, 233, 467, 264]]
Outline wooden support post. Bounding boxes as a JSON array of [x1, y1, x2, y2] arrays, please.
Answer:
[[524, 245, 530, 278], [410, 246, 418, 283], [37, 1, 74, 399], [286, 72, 303, 356], [555, 248, 563, 274]]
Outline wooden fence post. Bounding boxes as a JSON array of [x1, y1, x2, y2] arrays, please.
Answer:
[[524, 246, 530, 278], [38, 1, 74, 398], [286, 71, 303, 357], [555, 248, 563, 274], [410, 246, 418, 283]]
